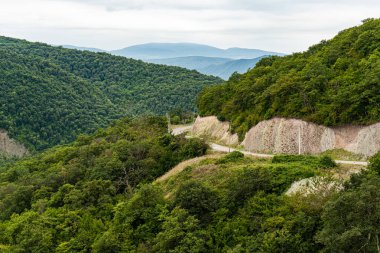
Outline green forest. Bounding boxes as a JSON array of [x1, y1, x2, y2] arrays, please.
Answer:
[[0, 116, 379, 252], [198, 18, 380, 138], [0, 37, 222, 151], [1, 17, 380, 253], [0, 116, 209, 252]]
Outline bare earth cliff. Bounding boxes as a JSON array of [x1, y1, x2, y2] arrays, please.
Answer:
[[191, 116, 239, 146], [192, 116, 380, 157], [0, 129, 29, 157]]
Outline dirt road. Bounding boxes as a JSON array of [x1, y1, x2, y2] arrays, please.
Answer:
[[171, 125, 369, 166]]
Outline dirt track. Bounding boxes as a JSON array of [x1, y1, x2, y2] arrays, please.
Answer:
[[155, 154, 223, 183]]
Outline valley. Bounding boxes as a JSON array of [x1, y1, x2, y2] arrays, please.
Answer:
[[0, 15, 379, 253], [64, 43, 284, 79], [0, 36, 221, 152]]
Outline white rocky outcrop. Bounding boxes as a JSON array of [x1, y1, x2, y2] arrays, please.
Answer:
[[242, 118, 335, 155], [191, 116, 239, 146], [244, 118, 380, 157], [193, 116, 380, 157], [285, 177, 343, 196], [334, 123, 380, 157], [0, 129, 29, 157]]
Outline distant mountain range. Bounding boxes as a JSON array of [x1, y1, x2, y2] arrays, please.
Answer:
[[147, 56, 267, 80], [200, 57, 267, 80], [62, 43, 285, 79], [110, 43, 284, 60]]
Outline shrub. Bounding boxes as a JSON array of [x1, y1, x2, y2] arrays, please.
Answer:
[[217, 151, 244, 164], [369, 151, 380, 175], [272, 155, 336, 169], [226, 168, 271, 211], [173, 181, 219, 222], [318, 156, 337, 169], [171, 116, 181, 125], [272, 155, 318, 164], [179, 138, 208, 158]]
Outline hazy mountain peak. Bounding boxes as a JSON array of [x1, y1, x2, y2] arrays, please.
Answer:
[[111, 42, 284, 60]]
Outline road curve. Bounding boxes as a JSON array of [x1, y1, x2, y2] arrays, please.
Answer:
[[210, 143, 368, 166], [171, 125, 369, 166], [210, 143, 274, 158]]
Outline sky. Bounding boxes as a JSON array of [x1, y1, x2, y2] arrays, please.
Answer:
[[0, 0, 379, 53]]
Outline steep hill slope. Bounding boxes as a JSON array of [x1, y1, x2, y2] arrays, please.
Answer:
[[0, 117, 378, 252], [0, 116, 209, 252], [198, 19, 380, 137], [0, 117, 338, 253], [0, 36, 222, 151]]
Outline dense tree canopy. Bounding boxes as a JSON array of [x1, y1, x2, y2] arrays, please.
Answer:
[[0, 19, 379, 253], [197, 19, 380, 138], [0, 116, 209, 252], [0, 36, 222, 150], [0, 118, 378, 252]]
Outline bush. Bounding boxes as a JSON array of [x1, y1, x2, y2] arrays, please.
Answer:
[[173, 181, 219, 221], [217, 151, 244, 164], [272, 155, 318, 164], [171, 116, 181, 125], [318, 156, 337, 169], [272, 155, 336, 169], [217, 115, 226, 121], [179, 138, 208, 158], [226, 168, 271, 211], [369, 151, 380, 175]]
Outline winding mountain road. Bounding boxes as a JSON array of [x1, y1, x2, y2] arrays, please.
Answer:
[[172, 125, 369, 166]]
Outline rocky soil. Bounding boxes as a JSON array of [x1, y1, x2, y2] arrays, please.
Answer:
[[0, 129, 29, 157], [192, 116, 380, 157], [191, 116, 239, 146]]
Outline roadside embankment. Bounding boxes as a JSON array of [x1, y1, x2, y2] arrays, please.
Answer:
[[192, 116, 380, 157]]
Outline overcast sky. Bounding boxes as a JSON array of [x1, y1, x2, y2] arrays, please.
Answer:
[[0, 0, 379, 53]]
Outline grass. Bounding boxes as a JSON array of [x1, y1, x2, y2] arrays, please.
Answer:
[[156, 151, 367, 201], [157, 153, 320, 197], [320, 149, 366, 161]]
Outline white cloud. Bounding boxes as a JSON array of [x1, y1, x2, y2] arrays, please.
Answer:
[[0, 0, 378, 53]]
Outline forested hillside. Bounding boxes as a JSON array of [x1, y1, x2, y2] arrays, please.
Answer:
[[198, 19, 380, 138], [0, 37, 222, 151], [1, 119, 379, 252], [0, 116, 209, 252]]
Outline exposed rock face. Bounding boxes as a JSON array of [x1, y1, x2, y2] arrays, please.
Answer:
[[242, 118, 335, 155], [191, 116, 239, 146], [334, 123, 380, 157], [285, 177, 342, 196], [194, 116, 380, 157], [0, 129, 29, 157], [243, 118, 380, 157]]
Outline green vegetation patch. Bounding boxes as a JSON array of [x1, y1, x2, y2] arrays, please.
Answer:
[[321, 148, 367, 161], [0, 36, 222, 151], [198, 19, 380, 138], [0, 116, 209, 252], [0, 139, 377, 252], [272, 154, 337, 169]]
